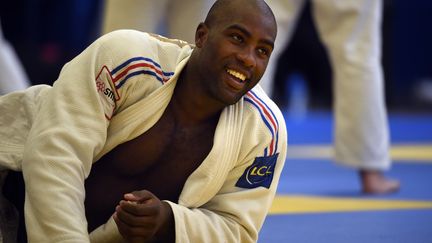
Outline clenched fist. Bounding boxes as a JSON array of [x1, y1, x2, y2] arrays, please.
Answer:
[[113, 190, 174, 243]]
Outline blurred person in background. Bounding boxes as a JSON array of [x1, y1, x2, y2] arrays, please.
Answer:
[[263, 0, 399, 194], [103, 0, 213, 43], [0, 20, 30, 94]]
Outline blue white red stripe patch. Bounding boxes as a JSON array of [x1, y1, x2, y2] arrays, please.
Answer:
[[244, 90, 279, 156], [110, 57, 174, 88]]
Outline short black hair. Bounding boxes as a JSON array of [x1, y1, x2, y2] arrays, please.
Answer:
[[204, 0, 276, 30]]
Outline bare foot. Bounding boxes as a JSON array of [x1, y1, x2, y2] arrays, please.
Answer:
[[360, 170, 400, 194]]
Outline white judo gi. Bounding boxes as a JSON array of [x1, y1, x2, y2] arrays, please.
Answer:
[[0, 30, 287, 243]]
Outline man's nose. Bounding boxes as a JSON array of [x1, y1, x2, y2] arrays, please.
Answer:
[[236, 47, 256, 68]]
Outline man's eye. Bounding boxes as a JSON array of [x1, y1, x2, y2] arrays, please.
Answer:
[[231, 34, 243, 42], [257, 48, 270, 57]]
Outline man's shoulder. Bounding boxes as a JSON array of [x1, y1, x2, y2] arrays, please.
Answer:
[[100, 30, 193, 51], [242, 85, 285, 124], [147, 33, 193, 49], [96, 30, 192, 68], [97, 30, 155, 50], [236, 86, 287, 158]]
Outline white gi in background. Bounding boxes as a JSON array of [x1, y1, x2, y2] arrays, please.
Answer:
[[264, 0, 391, 171], [103, 0, 213, 43]]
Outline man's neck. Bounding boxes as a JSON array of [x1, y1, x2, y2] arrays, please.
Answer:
[[170, 67, 223, 126]]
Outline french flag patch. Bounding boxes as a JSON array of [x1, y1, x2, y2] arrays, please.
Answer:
[[236, 153, 278, 189]]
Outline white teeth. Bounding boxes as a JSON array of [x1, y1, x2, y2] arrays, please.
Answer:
[[227, 69, 246, 82]]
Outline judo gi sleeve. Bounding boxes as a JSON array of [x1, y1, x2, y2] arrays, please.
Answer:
[[20, 32, 136, 242]]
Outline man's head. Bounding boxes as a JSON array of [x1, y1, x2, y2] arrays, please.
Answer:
[[190, 0, 277, 106]]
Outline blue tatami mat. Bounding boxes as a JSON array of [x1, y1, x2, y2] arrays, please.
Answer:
[[258, 111, 432, 243]]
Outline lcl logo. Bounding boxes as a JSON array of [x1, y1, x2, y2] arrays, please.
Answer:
[[236, 153, 279, 189]]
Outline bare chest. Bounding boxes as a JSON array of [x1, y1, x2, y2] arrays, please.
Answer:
[[84, 108, 216, 230]]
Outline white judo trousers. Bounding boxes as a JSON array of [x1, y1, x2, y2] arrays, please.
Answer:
[[102, 0, 213, 43], [263, 0, 391, 170]]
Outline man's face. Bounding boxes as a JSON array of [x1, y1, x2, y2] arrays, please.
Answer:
[[195, 5, 276, 106]]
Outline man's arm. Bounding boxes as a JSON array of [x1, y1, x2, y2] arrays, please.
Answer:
[[21, 30, 154, 242], [168, 150, 286, 242], [21, 38, 113, 242]]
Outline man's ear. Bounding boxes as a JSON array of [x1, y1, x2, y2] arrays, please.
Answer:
[[195, 23, 208, 48]]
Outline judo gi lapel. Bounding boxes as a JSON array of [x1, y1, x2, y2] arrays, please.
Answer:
[[178, 99, 245, 207]]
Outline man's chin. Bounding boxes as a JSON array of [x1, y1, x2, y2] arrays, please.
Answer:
[[222, 92, 246, 106]]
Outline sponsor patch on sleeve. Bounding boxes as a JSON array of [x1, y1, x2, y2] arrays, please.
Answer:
[[95, 66, 118, 120], [236, 153, 279, 189]]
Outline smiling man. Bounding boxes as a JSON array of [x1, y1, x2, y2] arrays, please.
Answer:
[[0, 0, 287, 242]]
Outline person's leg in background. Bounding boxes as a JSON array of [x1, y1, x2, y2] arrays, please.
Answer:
[[259, 0, 306, 98], [166, 0, 213, 43], [102, 0, 170, 35], [102, 0, 212, 44], [0, 20, 30, 95], [312, 0, 399, 193]]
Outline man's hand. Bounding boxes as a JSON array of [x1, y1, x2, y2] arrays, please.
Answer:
[[113, 190, 174, 243]]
